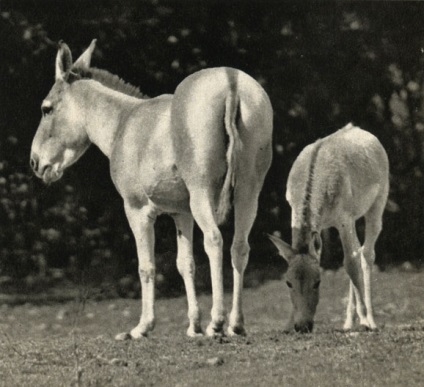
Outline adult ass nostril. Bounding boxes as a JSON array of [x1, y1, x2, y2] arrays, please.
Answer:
[[39, 164, 50, 177], [30, 157, 38, 171]]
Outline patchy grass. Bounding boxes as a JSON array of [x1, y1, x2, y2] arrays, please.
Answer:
[[1, 268, 423, 386]]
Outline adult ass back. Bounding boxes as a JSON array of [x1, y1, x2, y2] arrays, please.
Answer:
[[269, 124, 389, 333], [30, 40, 273, 339]]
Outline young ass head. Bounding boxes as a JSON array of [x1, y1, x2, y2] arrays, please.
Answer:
[[30, 40, 97, 183], [268, 232, 322, 333]]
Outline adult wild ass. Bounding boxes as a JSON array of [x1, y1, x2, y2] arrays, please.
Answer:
[[30, 40, 273, 338], [269, 124, 388, 333]]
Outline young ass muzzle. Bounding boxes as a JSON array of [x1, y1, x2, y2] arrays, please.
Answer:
[[30, 40, 273, 339], [269, 124, 389, 333]]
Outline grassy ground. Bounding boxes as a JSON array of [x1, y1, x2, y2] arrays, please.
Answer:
[[0, 268, 423, 386]]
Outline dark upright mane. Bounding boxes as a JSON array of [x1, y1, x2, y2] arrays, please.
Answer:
[[300, 139, 324, 227], [68, 67, 148, 99], [291, 139, 325, 252]]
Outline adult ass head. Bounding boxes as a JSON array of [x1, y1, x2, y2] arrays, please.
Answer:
[[30, 40, 97, 183], [268, 232, 322, 333]]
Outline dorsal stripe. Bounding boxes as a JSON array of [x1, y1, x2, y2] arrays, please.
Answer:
[[301, 139, 324, 229]]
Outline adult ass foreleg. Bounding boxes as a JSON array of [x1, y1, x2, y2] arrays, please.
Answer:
[[338, 220, 370, 330], [173, 213, 203, 337], [115, 203, 157, 340], [189, 188, 226, 337], [361, 192, 387, 330], [227, 179, 261, 336]]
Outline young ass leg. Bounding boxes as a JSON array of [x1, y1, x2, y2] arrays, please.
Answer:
[[344, 281, 357, 330], [189, 188, 226, 337], [116, 204, 156, 340], [338, 220, 369, 330], [173, 213, 203, 336], [361, 189, 387, 330]]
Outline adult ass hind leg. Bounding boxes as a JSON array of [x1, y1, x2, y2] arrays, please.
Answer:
[[189, 186, 227, 337], [173, 213, 203, 337], [185, 161, 271, 337], [184, 129, 271, 337], [227, 124, 272, 336], [227, 170, 269, 336]]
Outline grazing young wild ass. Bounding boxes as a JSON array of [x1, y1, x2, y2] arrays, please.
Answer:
[[30, 40, 273, 338], [269, 124, 389, 333]]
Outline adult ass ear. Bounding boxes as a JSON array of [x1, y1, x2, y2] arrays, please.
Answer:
[[55, 41, 73, 81], [267, 233, 295, 263], [73, 39, 97, 69], [309, 231, 322, 259]]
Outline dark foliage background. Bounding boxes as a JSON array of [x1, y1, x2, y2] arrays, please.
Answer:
[[0, 0, 423, 296]]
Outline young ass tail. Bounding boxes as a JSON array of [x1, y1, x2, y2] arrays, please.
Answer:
[[216, 91, 241, 225]]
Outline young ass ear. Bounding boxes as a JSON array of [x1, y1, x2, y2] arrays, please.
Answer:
[[55, 41, 73, 81], [309, 231, 322, 259], [73, 39, 97, 69], [268, 234, 296, 263]]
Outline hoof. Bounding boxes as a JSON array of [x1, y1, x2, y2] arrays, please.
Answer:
[[114, 332, 133, 341], [358, 324, 374, 332], [130, 327, 150, 339], [206, 324, 225, 338], [227, 325, 246, 337], [343, 322, 354, 331], [115, 328, 149, 341], [368, 321, 378, 331], [283, 323, 295, 334], [187, 328, 204, 338]]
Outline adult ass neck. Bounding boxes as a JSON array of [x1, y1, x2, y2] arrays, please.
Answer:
[[70, 79, 143, 158]]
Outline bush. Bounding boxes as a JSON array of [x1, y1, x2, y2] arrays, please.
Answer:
[[0, 2, 423, 296]]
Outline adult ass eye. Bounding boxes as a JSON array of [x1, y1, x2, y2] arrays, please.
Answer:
[[313, 280, 321, 290], [42, 105, 53, 116], [286, 281, 293, 288]]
